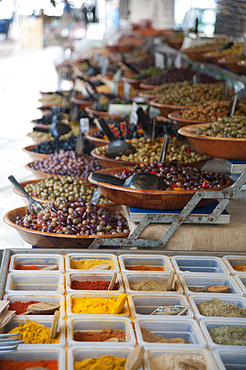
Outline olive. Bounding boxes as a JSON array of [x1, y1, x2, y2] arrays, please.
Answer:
[[192, 116, 246, 138]]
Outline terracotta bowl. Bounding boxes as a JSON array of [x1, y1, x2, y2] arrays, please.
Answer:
[[166, 38, 184, 50], [150, 99, 188, 117], [23, 145, 50, 161], [138, 91, 159, 100], [168, 111, 210, 128], [139, 83, 156, 90], [202, 51, 222, 64], [71, 96, 94, 110], [181, 48, 216, 62], [31, 119, 50, 130], [89, 167, 233, 210], [106, 42, 144, 53], [123, 76, 146, 89], [25, 161, 86, 180], [217, 57, 246, 74], [3, 206, 128, 248], [237, 60, 246, 74], [27, 133, 46, 144], [85, 106, 125, 120], [85, 128, 109, 148], [179, 124, 246, 160]]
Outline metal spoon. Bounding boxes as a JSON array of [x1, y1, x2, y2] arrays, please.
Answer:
[[33, 121, 71, 139], [159, 135, 171, 162], [136, 107, 152, 139], [8, 175, 44, 215], [84, 58, 101, 76]]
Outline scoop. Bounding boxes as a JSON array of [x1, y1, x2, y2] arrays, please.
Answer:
[[91, 171, 164, 191], [136, 107, 152, 139], [8, 175, 44, 215], [33, 121, 71, 139], [124, 345, 145, 370], [23, 302, 60, 315], [97, 117, 136, 158], [84, 58, 101, 76], [108, 272, 117, 290]]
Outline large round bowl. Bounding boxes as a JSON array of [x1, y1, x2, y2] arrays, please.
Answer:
[[168, 111, 210, 128], [139, 83, 157, 90], [31, 119, 50, 130], [123, 76, 146, 90], [3, 207, 128, 248], [27, 133, 46, 144], [138, 91, 159, 100], [166, 38, 184, 50], [237, 60, 246, 74], [85, 128, 109, 148], [85, 106, 125, 120], [217, 57, 246, 74], [71, 96, 94, 110], [25, 161, 84, 180], [181, 48, 216, 62], [23, 145, 50, 161], [89, 167, 233, 210], [150, 99, 188, 117], [179, 124, 246, 160]]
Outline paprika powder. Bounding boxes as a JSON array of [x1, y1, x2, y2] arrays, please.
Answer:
[[71, 280, 118, 290]]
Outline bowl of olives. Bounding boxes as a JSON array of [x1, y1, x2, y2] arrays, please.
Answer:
[[168, 111, 210, 127], [150, 98, 188, 117], [85, 106, 125, 120], [23, 144, 50, 161]]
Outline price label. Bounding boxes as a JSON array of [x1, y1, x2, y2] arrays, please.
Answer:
[[80, 118, 89, 133], [155, 52, 164, 69], [129, 102, 138, 125], [91, 187, 102, 205]]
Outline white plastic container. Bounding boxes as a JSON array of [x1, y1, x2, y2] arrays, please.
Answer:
[[200, 319, 246, 351], [67, 317, 136, 347], [122, 273, 183, 295], [189, 294, 246, 322], [234, 274, 246, 295], [144, 348, 218, 370], [68, 347, 144, 370], [3, 318, 65, 349], [5, 273, 64, 294], [180, 274, 242, 296], [128, 294, 194, 319], [223, 255, 246, 275], [134, 318, 206, 349], [0, 349, 65, 370], [119, 254, 172, 274], [67, 292, 130, 317], [66, 253, 119, 272], [9, 254, 64, 273], [66, 272, 124, 293], [3, 293, 65, 318], [171, 255, 229, 275], [213, 349, 246, 370]]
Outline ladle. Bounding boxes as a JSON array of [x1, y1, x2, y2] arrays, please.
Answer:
[[118, 50, 147, 79], [97, 118, 136, 158], [136, 107, 152, 139], [33, 121, 71, 139], [84, 58, 101, 76], [217, 41, 234, 52], [8, 175, 44, 215]]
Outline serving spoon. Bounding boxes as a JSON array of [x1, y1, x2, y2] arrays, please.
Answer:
[[33, 121, 71, 139]]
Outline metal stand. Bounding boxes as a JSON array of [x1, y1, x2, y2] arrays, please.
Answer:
[[88, 168, 246, 249]]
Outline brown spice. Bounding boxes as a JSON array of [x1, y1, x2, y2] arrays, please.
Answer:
[[141, 328, 188, 344], [74, 328, 126, 342], [232, 265, 246, 272]]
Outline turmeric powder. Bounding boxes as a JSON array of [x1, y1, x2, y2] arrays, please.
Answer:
[[8, 320, 59, 344], [74, 355, 125, 370], [70, 258, 114, 270], [71, 295, 128, 315]]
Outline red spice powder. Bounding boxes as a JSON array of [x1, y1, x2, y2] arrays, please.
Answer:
[[15, 264, 45, 270], [127, 265, 164, 271], [233, 265, 246, 272], [74, 328, 125, 342], [71, 280, 119, 290], [8, 300, 40, 315], [0, 359, 58, 370]]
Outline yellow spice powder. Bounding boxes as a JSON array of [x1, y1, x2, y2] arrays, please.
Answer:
[[70, 258, 114, 270], [74, 355, 125, 370], [72, 296, 127, 315], [8, 321, 59, 344]]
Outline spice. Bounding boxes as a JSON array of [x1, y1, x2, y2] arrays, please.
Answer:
[[8, 300, 40, 315], [232, 264, 246, 272], [197, 298, 246, 318], [74, 355, 125, 370], [148, 353, 207, 370], [71, 295, 128, 315], [209, 326, 246, 346], [70, 259, 114, 270], [189, 285, 231, 293], [8, 320, 59, 344], [130, 278, 172, 291], [74, 328, 125, 342], [71, 280, 119, 290], [15, 264, 46, 270], [0, 359, 58, 370], [126, 265, 164, 271], [141, 328, 188, 344]]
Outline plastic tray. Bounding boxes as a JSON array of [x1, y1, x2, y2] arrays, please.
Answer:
[[200, 319, 246, 351], [134, 318, 206, 349], [189, 294, 246, 322], [5, 273, 64, 294], [119, 254, 172, 274], [213, 349, 246, 370], [3, 317, 65, 349], [67, 317, 136, 347], [66, 272, 124, 293], [66, 253, 119, 272], [128, 294, 194, 319], [223, 255, 246, 275], [171, 255, 229, 275], [122, 273, 183, 295], [180, 274, 242, 296], [67, 292, 130, 317], [9, 253, 64, 273], [144, 348, 217, 370], [234, 274, 246, 295], [68, 347, 144, 370], [0, 349, 65, 370]]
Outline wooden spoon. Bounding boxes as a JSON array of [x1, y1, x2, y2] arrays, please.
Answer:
[[166, 271, 175, 291], [108, 272, 117, 290], [89, 264, 111, 271], [23, 302, 60, 315], [50, 310, 60, 339], [42, 265, 58, 271], [124, 345, 145, 370], [105, 337, 125, 342], [112, 294, 127, 315]]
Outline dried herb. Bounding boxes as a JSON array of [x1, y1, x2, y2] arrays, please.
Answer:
[[209, 326, 246, 346], [197, 298, 246, 318]]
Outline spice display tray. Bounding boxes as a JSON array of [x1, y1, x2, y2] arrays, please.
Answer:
[[0, 349, 65, 370], [144, 347, 218, 370], [122, 273, 183, 295], [180, 274, 242, 296], [3, 317, 65, 349], [66, 292, 130, 317], [65, 253, 119, 272], [66, 272, 124, 293], [213, 349, 246, 370], [67, 317, 136, 347], [234, 274, 246, 295], [68, 346, 143, 370], [3, 293, 65, 318], [134, 318, 206, 349], [9, 253, 64, 273], [128, 294, 194, 319], [119, 254, 173, 274], [199, 319, 246, 351], [188, 294, 246, 322], [171, 256, 229, 275], [222, 255, 246, 275], [5, 273, 65, 294]]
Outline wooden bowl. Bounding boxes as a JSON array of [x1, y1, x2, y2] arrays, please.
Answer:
[[237, 60, 246, 74], [106, 42, 144, 53], [25, 161, 86, 180], [27, 133, 46, 144], [3, 206, 128, 248], [166, 38, 184, 50], [123, 77, 146, 89], [179, 124, 246, 160], [71, 96, 94, 110], [168, 111, 210, 128], [181, 48, 215, 62], [217, 57, 246, 74], [139, 83, 157, 90], [85, 128, 109, 148], [138, 91, 159, 100], [23, 145, 50, 161], [85, 106, 125, 120], [31, 119, 50, 130], [203, 51, 222, 63], [150, 99, 188, 117], [89, 167, 233, 210]]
